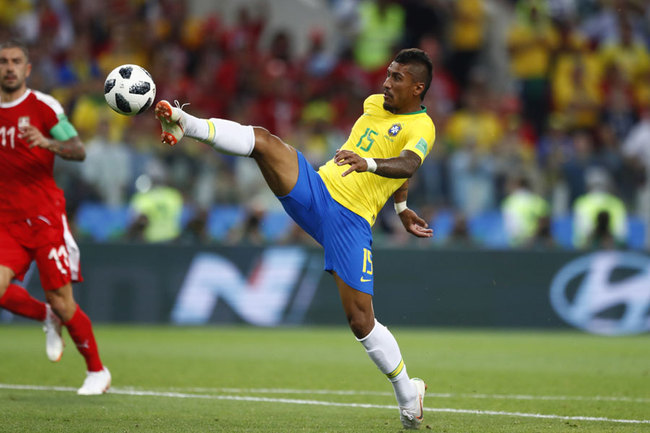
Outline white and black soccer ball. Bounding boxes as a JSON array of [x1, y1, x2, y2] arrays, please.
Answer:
[[104, 64, 156, 116]]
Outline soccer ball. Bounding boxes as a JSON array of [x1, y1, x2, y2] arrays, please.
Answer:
[[104, 64, 156, 116]]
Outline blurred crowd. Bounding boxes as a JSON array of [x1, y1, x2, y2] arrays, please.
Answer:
[[1, 0, 649, 249]]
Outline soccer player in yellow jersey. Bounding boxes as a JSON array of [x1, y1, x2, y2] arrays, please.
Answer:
[[155, 48, 435, 429]]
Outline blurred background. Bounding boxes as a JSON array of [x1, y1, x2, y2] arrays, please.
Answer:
[[2, 0, 649, 250], [2, 0, 649, 333]]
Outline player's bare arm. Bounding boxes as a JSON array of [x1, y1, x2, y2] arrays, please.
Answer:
[[335, 149, 421, 178], [391, 179, 433, 239], [393, 179, 409, 204], [19, 125, 85, 161]]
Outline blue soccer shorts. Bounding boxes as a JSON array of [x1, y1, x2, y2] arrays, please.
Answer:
[[277, 151, 374, 295]]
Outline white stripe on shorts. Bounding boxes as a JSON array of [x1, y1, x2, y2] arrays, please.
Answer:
[[60, 214, 81, 280]]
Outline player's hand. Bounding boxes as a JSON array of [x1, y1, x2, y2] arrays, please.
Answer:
[[19, 125, 52, 150], [334, 149, 368, 177], [398, 208, 433, 238]]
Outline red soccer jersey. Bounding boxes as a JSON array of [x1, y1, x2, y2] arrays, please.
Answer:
[[0, 89, 68, 222]]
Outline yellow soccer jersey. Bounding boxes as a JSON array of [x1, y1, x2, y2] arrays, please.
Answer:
[[318, 94, 435, 226]]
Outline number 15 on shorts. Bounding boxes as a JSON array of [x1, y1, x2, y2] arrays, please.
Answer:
[[361, 248, 373, 282]]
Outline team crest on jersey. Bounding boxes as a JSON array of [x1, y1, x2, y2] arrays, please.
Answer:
[[388, 123, 402, 136], [18, 116, 30, 130]]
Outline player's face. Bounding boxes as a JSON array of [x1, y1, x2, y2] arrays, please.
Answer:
[[0, 47, 31, 94], [382, 62, 421, 114]]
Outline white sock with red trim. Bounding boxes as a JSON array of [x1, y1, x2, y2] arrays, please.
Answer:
[[357, 319, 417, 408]]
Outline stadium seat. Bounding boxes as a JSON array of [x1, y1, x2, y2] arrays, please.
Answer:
[[180, 205, 196, 228], [430, 209, 455, 244], [626, 216, 646, 250], [261, 210, 292, 241], [75, 202, 130, 241], [468, 210, 508, 248], [551, 214, 647, 250], [551, 214, 573, 249], [207, 205, 245, 241]]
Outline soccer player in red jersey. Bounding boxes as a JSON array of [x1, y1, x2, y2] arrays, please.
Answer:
[[0, 39, 110, 395]]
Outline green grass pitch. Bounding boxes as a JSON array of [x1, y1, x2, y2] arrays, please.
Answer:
[[0, 325, 648, 432]]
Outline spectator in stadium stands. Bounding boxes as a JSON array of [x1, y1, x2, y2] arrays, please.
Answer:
[[530, 214, 556, 249], [447, 134, 496, 217], [445, 76, 503, 154], [587, 210, 620, 249], [69, 72, 130, 143], [622, 105, 650, 249], [573, 167, 627, 249], [128, 161, 183, 243], [298, 98, 342, 167], [550, 23, 602, 130], [600, 65, 639, 143], [447, 0, 487, 89], [178, 208, 210, 245], [492, 114, 539, 203], [507, 0, 559, 135], [501, 173, 550, 248], [97, 23, 148, 77], [445, 77, 502, 216], [598, 17, 650, 109], [482, 0, 515, 96], [418, 35, 458, 125], [402, 0, 449, 47], [445, 212, 475, 248], [353, 0, 406, 82], [561, 130, 599, 205], [81, 116, 132, 207], [580, 0, 647, 47]]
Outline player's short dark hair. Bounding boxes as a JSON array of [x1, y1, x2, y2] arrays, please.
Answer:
[[394, 48, 433, 100], [0, 39, 30, 61]]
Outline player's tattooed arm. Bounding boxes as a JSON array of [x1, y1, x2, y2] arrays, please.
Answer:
[[20, 125, 86, 161], [335, 149, 421, 178]]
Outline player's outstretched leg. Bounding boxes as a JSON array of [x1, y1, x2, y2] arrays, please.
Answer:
[[155, 100, 254, 156], [155, 100, 185, 146], [155, 100, 299, 197]]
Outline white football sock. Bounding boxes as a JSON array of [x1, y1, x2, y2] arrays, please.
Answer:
[[357, 319, 417, 408], [181, 111, 255, 157]]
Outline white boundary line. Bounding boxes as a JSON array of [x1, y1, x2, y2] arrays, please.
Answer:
[[1, 384, 648, 425], [164, 387, 650, 404]]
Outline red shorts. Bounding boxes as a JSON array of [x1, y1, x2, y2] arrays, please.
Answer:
[[0, 213, 83, 291]]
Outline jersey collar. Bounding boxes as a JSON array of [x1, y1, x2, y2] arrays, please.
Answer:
[[0, 88, 31, 108], [387, 105, 427, 116], [401, 105, 427, 115]]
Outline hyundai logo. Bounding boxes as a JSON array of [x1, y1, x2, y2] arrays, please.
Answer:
[[550, 252, 650, 335]]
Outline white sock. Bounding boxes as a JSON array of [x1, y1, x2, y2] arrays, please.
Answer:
[[357, 319, 417, 408], [181, 112, 255, 157]]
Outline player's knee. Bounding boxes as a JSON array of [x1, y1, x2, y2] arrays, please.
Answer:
[[251, 126, 282, 157], [346, 311, 374, 339], [45, 287, 76, 320]]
